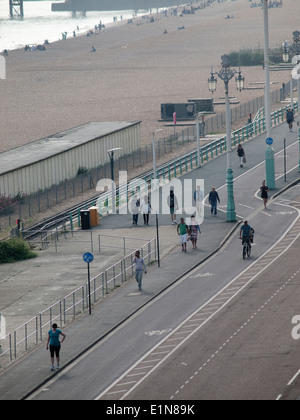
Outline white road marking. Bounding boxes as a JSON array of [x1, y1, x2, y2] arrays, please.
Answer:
[[96, 202, 300, 400], [287, 369, 300, 386]]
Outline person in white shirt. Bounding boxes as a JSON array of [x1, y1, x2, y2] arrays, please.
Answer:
[[194, 185, 204, 217], [141, 195, 152, 226]]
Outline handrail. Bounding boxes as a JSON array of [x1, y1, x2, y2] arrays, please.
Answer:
[[3, 101, 297, 366], [94, 101, 298, 216], [3, 236, 156, 365]]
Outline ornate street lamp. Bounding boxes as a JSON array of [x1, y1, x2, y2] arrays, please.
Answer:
[[208, 55, 244, 222], [236, 69, 245, 92], [208, 69, 217, 93]]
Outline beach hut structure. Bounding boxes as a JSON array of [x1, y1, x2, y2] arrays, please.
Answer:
[[0, 121, 141, 197]]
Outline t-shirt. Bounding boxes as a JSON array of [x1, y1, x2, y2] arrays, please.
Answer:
[[133, 257, 146, 271], [169, 194, 175, 208], [240, 224, 252, 238], [179, 223, 188, 235], [48, 329, 62, 347], [287, 110, 294, 122]]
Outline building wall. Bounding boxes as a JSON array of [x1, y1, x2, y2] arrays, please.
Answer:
[[0, 122, 140, 197]]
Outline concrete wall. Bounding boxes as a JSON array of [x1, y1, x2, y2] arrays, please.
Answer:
[[0, 121, 141, 197]]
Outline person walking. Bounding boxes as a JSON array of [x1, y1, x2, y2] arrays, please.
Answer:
[[193, 185, 204, 217], [177, 217, 189, 252], [209, 187, 220, 216], [141, 195, 151, 226], [167, 188, 178, 225], [260, 180, 269, 210], [188, 215, 201, 249], [130, 192, 140, 226], [46, 323, 66, 372], [286, 107, 294, 132], [237, 144, 245, 168], [132, 250, 147, 291]]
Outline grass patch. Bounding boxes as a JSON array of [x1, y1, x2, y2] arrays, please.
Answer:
[[0, 238, 37, 264]]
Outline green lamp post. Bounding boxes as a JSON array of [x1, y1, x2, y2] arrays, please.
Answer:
[[208, 55, 245, 222]]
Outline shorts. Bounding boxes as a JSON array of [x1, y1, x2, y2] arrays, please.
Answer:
[[180, 234, 187, 245], [50, 345, 61, 358], [170, 207, 175, 215]]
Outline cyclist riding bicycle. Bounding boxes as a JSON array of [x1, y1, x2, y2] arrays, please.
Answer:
[[239, 220, 254, 247]]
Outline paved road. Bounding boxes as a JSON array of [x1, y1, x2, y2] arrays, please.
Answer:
[[1, 120, 300, 400], [27, 133, 300, 400], [118, 187, 300, 401]]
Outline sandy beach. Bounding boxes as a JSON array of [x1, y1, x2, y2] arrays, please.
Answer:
[[0, 0, 298, 154]]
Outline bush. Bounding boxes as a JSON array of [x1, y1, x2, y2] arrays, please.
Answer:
[[228, 50, 264, 67], [228, 48, 283, 67], [0, 238, 37, 264], [0, 192, 28, 215]]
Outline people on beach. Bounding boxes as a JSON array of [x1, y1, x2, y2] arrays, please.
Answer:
[[141, 195, 151, 226], [260, 180, 269, 210], [286, 107, 294, 132], [46, 323, 66, 372], [177, 217, 188, 253], [237, 144, 245, 168], [209, 187, 220, 216], [167, 188, 178, 225], [188, 215, 201, 249], [132, 250, 147, 291]]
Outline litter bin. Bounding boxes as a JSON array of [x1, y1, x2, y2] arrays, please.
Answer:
[[89, 206, 100, 227], [80, 210, 91, 230]]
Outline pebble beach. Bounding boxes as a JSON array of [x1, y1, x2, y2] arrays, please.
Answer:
[[0, 0, 299, 154]]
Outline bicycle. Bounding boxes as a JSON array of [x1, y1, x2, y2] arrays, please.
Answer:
[[241, 237, 251, 259]]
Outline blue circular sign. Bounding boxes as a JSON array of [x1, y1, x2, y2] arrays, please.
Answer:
[[266, 137, 274, 146], [83, 252, 94, 263]]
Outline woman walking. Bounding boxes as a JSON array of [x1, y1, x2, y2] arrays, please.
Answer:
[[132, 250, 147, 291], [237, 144, 245, 168], [188, 215, 201, 249], [260, 180, 269, 210], [286, 107, 294, 132], [46, 323, 66, 371]]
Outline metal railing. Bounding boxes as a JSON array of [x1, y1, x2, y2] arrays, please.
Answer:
[[26, 228, 94, 253], [0, 237, 156, 366], [0, 332, 12, 363], [1, 100, 297, 367], [93, 101, 298, 216]]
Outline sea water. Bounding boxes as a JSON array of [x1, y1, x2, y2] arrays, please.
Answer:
[[0, 0, 147, 51]]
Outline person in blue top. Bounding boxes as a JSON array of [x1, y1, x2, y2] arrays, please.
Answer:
[[46, 323, 66, 371], [239, 220, 254, 248]]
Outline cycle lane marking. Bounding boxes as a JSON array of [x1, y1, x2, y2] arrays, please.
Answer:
[[96, 198, 300, 400]]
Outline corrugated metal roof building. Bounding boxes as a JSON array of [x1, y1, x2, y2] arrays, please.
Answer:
[[0, 121, 141, 196]]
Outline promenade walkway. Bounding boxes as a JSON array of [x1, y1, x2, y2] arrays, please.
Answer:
[[0, 120, 299, 400]]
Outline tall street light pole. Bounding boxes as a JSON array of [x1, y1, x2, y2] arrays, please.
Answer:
[[208, 55, 245, 222], [107, 148, 122, 214], [263, 0, 276, 189], [152, 129, 162, 190]]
